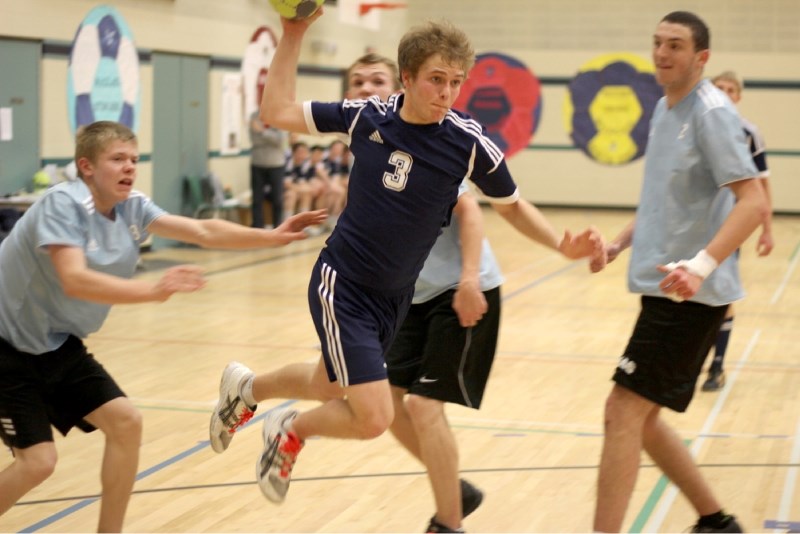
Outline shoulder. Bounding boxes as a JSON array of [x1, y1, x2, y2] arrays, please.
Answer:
[[343, 95, 388, 115], [443, 109, 504, 166], [695, 80, 733, 115], [42, 181, 94, 215]]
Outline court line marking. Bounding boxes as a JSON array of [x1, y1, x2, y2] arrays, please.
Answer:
[[770, 240, 800, 304], [14, 261, 584, 532], [773, 416, 800, 532], [18, 461, 800, 508], [640, 329, 760, 533], [17, 401, 295, 533]]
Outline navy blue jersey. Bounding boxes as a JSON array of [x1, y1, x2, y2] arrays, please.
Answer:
[[741, 117, 769, 177], [304, 93, 519, 292]]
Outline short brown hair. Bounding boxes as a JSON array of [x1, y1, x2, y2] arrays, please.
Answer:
[[397, 20, 474, 82], [661, 11, 710, 52], [75, 121, 137, 178]]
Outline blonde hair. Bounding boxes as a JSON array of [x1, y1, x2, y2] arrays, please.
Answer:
[[397, 20, 474, 82], [75, 121, 137, 178], [711, 71, 743, 93]]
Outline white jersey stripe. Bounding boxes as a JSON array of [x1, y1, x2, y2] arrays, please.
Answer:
[[81, 195, 95, 214], [444, 113, 504, 169], [698, 84, 727, 113], [318, 263, 348, 387], [317, 263, 340, 383]]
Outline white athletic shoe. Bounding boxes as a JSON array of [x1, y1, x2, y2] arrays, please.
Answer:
[[209, 361, 257, 453], [256, 408, 303, 503]]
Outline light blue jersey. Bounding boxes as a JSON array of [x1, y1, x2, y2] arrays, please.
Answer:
[[629, 79, 758, 306], [0, 180, 165, 354], [413, 182, 504, 304]]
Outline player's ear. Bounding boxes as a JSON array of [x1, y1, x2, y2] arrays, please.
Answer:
[[76, 157, 93, 179], [696, 49, 710, 67]]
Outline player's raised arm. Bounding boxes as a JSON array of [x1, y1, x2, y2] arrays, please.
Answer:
[[260, 10, 323, 133]]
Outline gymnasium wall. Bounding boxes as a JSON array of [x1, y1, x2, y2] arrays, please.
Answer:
[[410, 0, 800, 212], [1, 0, 799, 212]]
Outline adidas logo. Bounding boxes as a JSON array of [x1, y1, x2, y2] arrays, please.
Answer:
[[369, 130, 384, 144]]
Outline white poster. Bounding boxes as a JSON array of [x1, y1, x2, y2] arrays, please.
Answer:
[[0, 108, 12, 141], [220, 73, 243, 156]]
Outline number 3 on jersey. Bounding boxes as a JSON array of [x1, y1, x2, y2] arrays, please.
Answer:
[[383, 151, 413, 191]]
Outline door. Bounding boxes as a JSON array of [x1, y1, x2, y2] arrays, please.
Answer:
[[0, 39, 40, 195], [152, 53, 209, 248]]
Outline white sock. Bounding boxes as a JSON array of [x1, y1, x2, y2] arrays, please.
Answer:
[[239, 375, 257, 407]]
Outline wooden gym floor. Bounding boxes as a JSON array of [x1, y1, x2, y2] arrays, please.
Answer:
[[2, 207, 799, 533]]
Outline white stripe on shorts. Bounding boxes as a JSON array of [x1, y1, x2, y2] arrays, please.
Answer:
[[457, 328, 473, 408], [318, 263, 348, 387]]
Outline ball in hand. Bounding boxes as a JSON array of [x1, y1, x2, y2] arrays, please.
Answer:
[[269, 0, 324, 20]]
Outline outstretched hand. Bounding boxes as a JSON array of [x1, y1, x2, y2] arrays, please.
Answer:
[[558, 227, 604, 260], [270, 209, 328, 245], [154, 265, 206, 301], [590, 241, 624, 273]]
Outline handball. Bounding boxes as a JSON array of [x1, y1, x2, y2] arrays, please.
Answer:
[[269, 0, 324, 19]]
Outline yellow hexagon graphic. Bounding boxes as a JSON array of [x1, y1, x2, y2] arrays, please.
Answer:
[[589, 85, 642, 134]]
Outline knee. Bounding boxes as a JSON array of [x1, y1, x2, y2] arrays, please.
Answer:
[[355, 407, 394, 439], [603, 386, 650, 430], [405, 394, 444, 426], [106, 407, 143, 445], [18, 445, 57, 485]]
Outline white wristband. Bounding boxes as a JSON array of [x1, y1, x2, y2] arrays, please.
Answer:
[[671, 249, 719, 280]]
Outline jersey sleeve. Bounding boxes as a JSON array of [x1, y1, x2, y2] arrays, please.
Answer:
[[745, 122, 769, 177], [466, 128, 520, 204], [304, 98, 375, 139], [34, 191, 88, 249], [127, 192, 167, 244], [697, 106, 758, 188]]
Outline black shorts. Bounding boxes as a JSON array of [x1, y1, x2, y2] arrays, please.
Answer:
[[613, 296, 728, 412], [386, 287, 501, 409], [0, 335, 125, 449]]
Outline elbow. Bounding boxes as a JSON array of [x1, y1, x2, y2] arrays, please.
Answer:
[[61, 277, 85, 300], [490, 200, 515, 218], [752, 191, 770, 224], [260, 108, 275, 127]]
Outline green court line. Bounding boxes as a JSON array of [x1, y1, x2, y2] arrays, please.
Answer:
[[628, 439, 692, 532], [629, 474, 670, 532], [790, 241, 800, 262]]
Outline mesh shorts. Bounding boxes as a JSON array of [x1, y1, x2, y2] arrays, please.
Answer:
[[612, 296, 728, 412], [386, 287, 501, 409], [0, 335, 125, 449]]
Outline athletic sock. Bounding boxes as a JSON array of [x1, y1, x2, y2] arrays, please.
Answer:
[[240, 375, 257, 407], [710, 316, 734, 373]]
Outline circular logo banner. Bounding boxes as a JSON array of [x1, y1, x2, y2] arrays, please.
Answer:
[[454, 52, 542, 159], [563, 53, 661, 165], [67, 5, 140, 134]]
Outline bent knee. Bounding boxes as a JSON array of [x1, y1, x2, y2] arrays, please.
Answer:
[[18, 444, 57, 484], [356, 418, 390, 439], [353, 408, 394, 439]]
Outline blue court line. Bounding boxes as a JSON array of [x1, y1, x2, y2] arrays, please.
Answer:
[[502, 262, 580, 301], [18, 261, 585, 531], [764, 519, 800, 531], [19, 400, 296, 533]]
